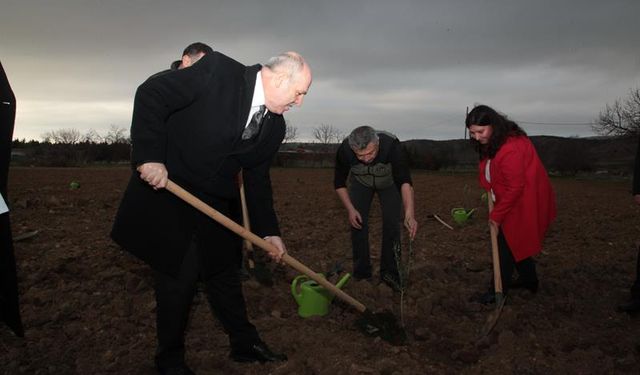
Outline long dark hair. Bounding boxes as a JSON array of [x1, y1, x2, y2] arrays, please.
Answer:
[[465, 104, 527, 158]]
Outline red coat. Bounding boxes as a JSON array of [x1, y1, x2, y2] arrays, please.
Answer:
[[479, 136, 557, 261]]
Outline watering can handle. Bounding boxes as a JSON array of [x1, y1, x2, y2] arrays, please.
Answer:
[[291, 275, 308, 298]]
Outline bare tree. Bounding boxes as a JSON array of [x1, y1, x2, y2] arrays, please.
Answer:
[[104, 125, 130, 144], [82, 129, 102, 143], [41, 128, 82, 144], [593, 88, 640, 136], [312, 123, 343, 144], [284, 122, 298, 143], [332, 128, 346, 144]]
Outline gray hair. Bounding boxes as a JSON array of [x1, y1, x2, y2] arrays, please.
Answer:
[[348, 126, 379, 150], [264, 52, 305, 80]]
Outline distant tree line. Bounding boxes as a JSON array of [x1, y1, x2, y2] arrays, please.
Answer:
[[12, 125, 131, 166], [11, 122, 349, 167], [12, 88, 639, 173]]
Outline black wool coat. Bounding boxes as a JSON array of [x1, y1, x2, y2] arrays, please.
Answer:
[[111, 52, 285, 277]]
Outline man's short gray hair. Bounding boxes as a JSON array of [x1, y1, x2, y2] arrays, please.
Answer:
[[348, 126, 379, 150], [265, 52, 305, 80]]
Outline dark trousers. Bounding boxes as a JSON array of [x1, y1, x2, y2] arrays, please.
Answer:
[[348, 179, 402, 278], [0, 213, 24, 337], [497, 230, 538, 292], [153, 234, 259, 369], [631, 246, 640, 299]]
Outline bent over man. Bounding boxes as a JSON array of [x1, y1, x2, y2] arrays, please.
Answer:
[[334, 126, 417, 290], [111, 48, 312, 374]]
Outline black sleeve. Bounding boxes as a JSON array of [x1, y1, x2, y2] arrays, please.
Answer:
[[390, 139, 412, 186], [334, 141, 351, 189], [130, 65, 209, 166], [243, 156, 280, 238]]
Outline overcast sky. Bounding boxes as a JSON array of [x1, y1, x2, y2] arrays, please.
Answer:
[[2, 0, 639, 141]]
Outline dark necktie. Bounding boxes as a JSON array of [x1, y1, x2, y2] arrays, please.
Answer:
[[242, 105, 266, 140]]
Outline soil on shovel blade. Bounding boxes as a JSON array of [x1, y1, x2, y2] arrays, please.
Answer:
[[2, 166, 640, 374]]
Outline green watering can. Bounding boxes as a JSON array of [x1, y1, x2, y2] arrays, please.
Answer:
[[291, 273, 351, 318], [451, 207, 476, 224]]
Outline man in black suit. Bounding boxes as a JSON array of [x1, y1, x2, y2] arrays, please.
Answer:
[[0, 60, 24, 338], [618, 135, 640, 315], [111, 49, 312, 374]]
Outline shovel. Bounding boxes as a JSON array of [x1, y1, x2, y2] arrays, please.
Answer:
[[479, 197, 506, 337], [165, 179, 406, 345], [238, 171, 273, 286]]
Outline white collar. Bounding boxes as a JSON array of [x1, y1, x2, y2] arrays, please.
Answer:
[[250, 70, 266, 109]]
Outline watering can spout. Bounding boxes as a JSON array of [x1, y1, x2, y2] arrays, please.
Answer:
[[328, 272, 351, 301], [336, 273, 351, 289]]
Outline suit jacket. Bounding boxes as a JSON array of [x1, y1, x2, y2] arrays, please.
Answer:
[[479, 136, 557, 261], [111, 52, 285, 276]]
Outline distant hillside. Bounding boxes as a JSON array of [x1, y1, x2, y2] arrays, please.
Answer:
[[278, 136, 637, 175]]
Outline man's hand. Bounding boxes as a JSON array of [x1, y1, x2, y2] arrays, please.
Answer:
[[348, 208, 363, 229], [634, 194, 640, 206], [404, 214, 418, 240], [263, 236, 287, 263], [137, 162, 168, 189]]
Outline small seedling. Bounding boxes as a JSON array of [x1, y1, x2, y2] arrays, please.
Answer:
[[389, 235, 414, 328]]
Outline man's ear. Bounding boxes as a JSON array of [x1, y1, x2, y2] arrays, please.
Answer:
[[180, 55, 192, 69], [274, 72, 288, 88], [178, 55, 191, 69]]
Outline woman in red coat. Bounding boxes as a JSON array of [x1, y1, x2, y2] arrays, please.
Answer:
[[465, 105, 557, 303]]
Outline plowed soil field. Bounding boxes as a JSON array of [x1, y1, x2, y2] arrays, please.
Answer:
[[2, 166, 639, 374]]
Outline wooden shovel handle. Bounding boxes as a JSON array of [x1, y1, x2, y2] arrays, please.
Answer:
[[488, 197, 503, 294], [238, 171, 254, 251], [165, 179, 367, 313]]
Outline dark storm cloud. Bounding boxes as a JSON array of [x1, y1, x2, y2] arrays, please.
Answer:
[[1, 0, 639, 140]]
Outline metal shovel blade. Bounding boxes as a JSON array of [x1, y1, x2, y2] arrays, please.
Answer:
[[479, 292, 506, 337], [355, 309, 407, 345]]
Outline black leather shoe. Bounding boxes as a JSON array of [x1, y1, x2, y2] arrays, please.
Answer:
[[230, 342, 287, 363], [157, 364, 195, 375], [617, 298, 640, 314]]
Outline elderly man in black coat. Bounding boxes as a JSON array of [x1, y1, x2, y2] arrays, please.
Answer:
[[111, 49, 311, 374], [0, 60, 24, 338]]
